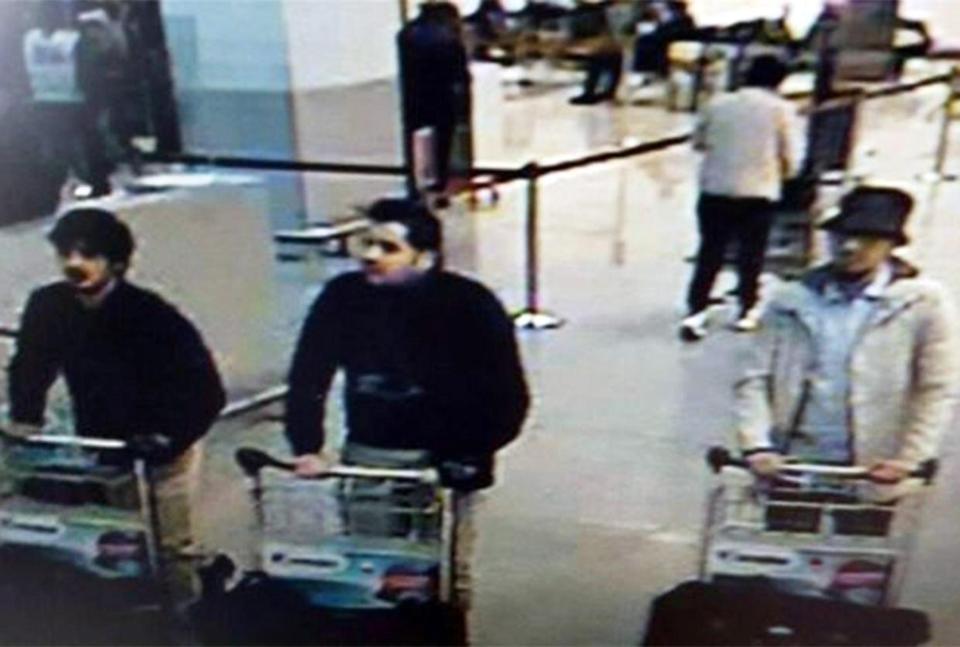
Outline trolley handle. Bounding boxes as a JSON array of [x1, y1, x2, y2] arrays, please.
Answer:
[[0, 428, 127, 451], [705, 446, 938, 484], [234, 447, 439, 483], [0, 427, 175, 462]]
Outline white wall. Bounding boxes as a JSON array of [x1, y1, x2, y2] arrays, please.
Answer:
[[283, 0, 401, 91], [900, 0, 960, 48], [687, 0, 960, 47], [687, 0, 825, 38], [161, 0, 291, 92]]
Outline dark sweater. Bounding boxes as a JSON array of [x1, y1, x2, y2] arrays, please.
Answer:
[[285, 271, 529, 485], [8, 281, 226, 461]]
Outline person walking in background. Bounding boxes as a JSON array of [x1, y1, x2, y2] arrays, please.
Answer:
[[74, 7, 129, 197], [398, 2, 471, 198], [680, 54, 801, 341], [736, 186, 958, 487]]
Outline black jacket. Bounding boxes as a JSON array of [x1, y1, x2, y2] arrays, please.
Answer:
[[8, 281, 225, 461], [285, 271, 529, 488], [398, 17, 470, 127]]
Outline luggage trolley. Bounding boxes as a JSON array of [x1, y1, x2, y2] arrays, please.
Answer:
[[0, 428, 173, 645], [192, 447, 465, 646], [644, 447, 935, 646], [699, 447, 936, 607]]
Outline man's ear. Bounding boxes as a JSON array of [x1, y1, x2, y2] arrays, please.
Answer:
[[415, 251, 437, 270], [110, 261, 129, 277]]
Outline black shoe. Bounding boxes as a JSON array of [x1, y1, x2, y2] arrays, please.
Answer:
[[569, 94, 600, 105]]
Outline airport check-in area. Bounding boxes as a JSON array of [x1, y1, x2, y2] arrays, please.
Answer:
[[5, 0, 960, 645]]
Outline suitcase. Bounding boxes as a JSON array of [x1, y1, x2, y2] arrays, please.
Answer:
[[642, 580, 929, 646], [191, 570, 466, 646]]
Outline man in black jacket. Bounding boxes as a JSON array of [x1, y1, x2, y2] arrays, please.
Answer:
[[285, 198, 529, 607], [7, 207, 226, 601]]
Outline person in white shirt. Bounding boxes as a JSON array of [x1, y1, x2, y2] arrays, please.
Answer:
[[680, 54, 801, 341]]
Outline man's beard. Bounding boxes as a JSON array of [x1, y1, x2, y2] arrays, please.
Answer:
[[63, 266, 88, 284], [64, 268, 111, 296]]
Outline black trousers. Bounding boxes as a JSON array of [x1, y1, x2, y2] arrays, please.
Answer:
[[686, 193, 774, 315], [580, 51, 624, 99]]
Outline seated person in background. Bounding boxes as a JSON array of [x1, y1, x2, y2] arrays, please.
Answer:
[[464, 0, 511, 60], [632, 0, 695, 82], [568, 0, 623, 105]]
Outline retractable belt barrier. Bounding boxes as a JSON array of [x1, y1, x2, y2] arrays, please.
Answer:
[[144, 68, 955, 335], [8, 70, 955, 420]]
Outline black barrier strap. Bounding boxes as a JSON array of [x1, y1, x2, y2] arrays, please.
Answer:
[[143, 72, 950, 187], [144, 136, 694, 188], [537, 134, 693, 177], [144, 151, 529, 184], [863, 72, 953, 100], [784, 72, 952, 102], [471, 165, 530, 182], [0, 326, 17, 339], [143, 152, 409, 177]]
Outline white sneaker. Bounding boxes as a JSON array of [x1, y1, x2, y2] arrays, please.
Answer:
[[679, 311, 709, 341], [733, 308, 761, 333]]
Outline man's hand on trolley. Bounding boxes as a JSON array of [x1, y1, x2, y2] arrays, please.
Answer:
[[868, 460, 912, 484], [293, 451, 335, 477], [745, 450, 784, 476]]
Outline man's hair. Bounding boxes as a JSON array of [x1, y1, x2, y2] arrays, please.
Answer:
[[367, 198, 442, 252], [421, 2, 461, 25], [48, 208, 135, 266], [743, 54, 789, 88]]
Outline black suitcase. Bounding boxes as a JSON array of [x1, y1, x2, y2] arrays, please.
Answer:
[[191, 570, 466, 646], [642, 580, 929, 646]]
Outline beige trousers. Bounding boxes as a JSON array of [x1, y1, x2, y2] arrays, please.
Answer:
[[148, 443, 202, 606]]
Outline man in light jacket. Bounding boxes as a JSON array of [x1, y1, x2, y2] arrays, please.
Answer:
[[680, 54, 801, 340], [736, 186, 958, 484]]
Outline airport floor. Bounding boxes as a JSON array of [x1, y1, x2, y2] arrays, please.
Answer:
[[188, 69, 960, 645]]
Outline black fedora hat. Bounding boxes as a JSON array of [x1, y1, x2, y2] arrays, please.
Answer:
[[819, 186, 912, 246]]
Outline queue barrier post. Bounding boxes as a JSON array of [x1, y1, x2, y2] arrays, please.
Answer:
[[512, 162, 564, 331], [921, 65, 960, 183]]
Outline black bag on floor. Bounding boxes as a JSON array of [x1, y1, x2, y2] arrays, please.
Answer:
[[642, 580, 929, 646], [191, 570, 466, 646]]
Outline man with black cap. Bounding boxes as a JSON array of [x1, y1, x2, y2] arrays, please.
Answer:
[[735, 186, 958, 484], [7, 207, 225, 601]]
